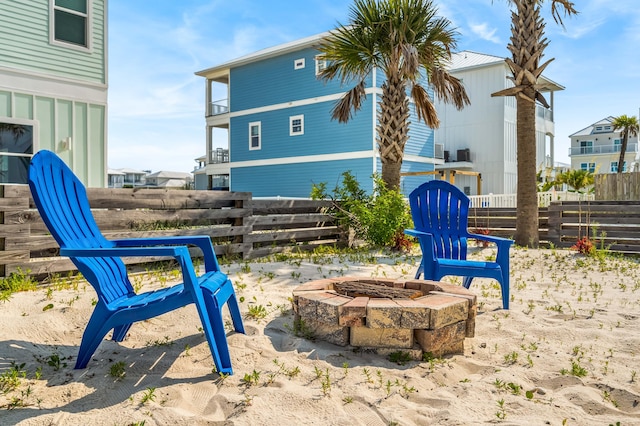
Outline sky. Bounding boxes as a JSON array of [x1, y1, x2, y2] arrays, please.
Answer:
[[107, 0, 640, 173]]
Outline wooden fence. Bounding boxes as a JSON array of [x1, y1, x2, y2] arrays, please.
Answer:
[[468, 207, 549, 241], [548, 200, 640, 253], [2, 185, 640, 279], [0, 187, 343, 279], [595, 172, 640, 200]]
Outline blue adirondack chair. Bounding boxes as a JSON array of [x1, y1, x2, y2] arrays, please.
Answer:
[[28, 150, 245, 374], [405, 180, 513, 309]]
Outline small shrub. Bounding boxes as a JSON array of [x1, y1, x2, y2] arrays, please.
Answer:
[[311, 171, 412, 249], [571, 237, 594, 256]]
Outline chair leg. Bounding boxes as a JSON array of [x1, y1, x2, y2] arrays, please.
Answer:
[[225, 286, 245, 334], [112, 323, 133, 342], [462, 276, 474, 289], [500, 274, 510, 310], [414, 262, 424, 279], [75, 310, 115, 369], [198, 275, 246, 374]]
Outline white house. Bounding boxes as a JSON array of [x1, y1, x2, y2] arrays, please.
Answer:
[[144, 170, 193, 189], [568, 116, 639, 173], [434, 51, 563, 195]]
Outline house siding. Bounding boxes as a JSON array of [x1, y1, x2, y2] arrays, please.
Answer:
[[404, 101, 435, 157], [0, 0, 107, 187], [231, 158, 374, 198], [230, 101, 374, 162], [0, 0, 107, 84], [230, 47, 366, 112]]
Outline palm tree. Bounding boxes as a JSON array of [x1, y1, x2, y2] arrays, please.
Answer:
[[557, 169, 593, 193], [612, 114, 639, 174], [492, 0, 577, 247], [317, 0, 469, 190]]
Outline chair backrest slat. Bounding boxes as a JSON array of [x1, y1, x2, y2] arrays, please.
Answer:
[[29, 150, 133, 303], [409, 180, 471, 261]]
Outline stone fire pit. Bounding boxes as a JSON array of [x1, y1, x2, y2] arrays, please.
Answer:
[[292, 277, 477, 359]]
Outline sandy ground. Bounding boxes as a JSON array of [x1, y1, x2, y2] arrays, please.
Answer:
[[1, 247, 640, 425]]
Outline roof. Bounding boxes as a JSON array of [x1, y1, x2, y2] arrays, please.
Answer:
[[107, 169, 125, 175], [154, 179, 191, 188], [115, 168, 147, 175], [447, 50, 506, 69], [145, 170, 193, 179], [447, 50, 564, 92], [196, 32, 329, 77], [569, 116, 617, 137]]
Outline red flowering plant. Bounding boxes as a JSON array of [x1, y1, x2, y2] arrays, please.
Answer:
[[571, 236, 594, 256]]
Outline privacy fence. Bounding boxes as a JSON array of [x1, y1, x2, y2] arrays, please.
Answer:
[[594, 172, 640, 201], [1, 187, 639, 279], [0, 187, 343, 279]]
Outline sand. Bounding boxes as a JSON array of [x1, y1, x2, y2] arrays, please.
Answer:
[[1, 247, 640, 425]]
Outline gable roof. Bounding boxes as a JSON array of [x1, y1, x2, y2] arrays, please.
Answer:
[[569, 116, 617, 137], [196, 32, 329, 78], [447, 50, 564, 92], [145, 170, 192, 179]]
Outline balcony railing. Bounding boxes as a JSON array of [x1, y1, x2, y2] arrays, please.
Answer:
[[210, 148, 229, 164], [208, 99, 228, 116], [569, 143, 638, 156], [536, 105, 553, 121]]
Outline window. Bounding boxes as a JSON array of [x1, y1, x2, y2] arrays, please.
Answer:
[[580, 162, 595, 173], [614, 139, 622, 152], [604, 126, 612, 131], [315, 55, 328, 75], [290, 115, 304, 136], [0, 120, 35, 184], [595, 126, 602, 131], [294, 58, 305, 70], [579, 140, 593, 154], [52, 0, 89, 48], [610, 161, 627, 172], [249, 122, 261, 150]]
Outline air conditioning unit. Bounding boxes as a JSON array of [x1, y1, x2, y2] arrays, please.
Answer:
[[444, 150, 450, 162], [435, 143, 444, 159], [457, 148, 471, 162]]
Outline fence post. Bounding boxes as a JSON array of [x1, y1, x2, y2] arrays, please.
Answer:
[[547, 201, 561, 247]]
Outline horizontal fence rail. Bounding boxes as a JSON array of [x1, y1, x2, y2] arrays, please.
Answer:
[[0, 187, 344, 279]]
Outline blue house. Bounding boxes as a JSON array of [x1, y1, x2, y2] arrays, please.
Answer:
[[195, 33, 439, 197]]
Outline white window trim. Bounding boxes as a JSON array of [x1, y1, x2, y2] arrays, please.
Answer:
[[289, 115, 304, 136], [249, 121, 261, 150], [294, 58, 305, 70], [315, 55, 328, 76], [49, 0, 93, 52], [0, 117, 39, 185]]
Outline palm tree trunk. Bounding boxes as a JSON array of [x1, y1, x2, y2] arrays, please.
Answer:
[[378, 75, 410, 190], [617, 131, 628, 174], [515, 91, 539, 247]]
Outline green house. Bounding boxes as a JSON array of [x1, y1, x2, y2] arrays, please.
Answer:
[[0, 0, 107, 187]]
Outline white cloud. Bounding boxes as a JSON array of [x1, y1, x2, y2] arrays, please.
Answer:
[[469, 22, 501, 44]]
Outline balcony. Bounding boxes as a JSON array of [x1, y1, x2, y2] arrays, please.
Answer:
[[208, 99, 228, 116], [536, 105, 553, 121], [210, 148, 229, 164], [569, 143, 638, 156]]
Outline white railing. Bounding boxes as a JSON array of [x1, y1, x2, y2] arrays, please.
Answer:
[[469, 191, 595, 208]]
